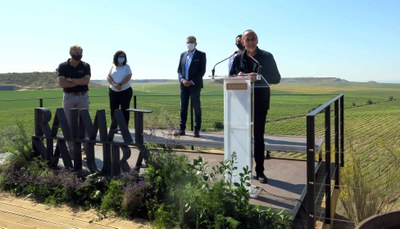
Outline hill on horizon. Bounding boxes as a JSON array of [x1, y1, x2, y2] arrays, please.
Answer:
[[1, 72, 398, 90], [0, 72, 102, 90]]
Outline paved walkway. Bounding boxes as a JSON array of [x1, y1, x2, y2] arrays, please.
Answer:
[[0, 192, 151, 228]]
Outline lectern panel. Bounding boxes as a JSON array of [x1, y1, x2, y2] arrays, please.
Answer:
[[224, 78, 252, 184]]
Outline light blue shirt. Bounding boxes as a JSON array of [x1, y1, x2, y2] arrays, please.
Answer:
[[228, 54, 237, 73], [185, 49, 196, 80]]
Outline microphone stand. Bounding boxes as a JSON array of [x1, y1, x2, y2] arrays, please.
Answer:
[[211, 51, 238, 79], [245, 49, 269, 86]]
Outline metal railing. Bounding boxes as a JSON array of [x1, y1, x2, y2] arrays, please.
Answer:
[[305, 94, 344, 228]]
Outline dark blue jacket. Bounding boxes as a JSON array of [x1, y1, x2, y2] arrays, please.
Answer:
[[177, 49, 207, 88]]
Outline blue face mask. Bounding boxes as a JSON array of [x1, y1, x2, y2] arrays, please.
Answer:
[[117, 57, 125, 64]]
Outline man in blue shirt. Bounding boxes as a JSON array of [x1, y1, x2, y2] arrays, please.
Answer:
[[176, 36, 207, 137]]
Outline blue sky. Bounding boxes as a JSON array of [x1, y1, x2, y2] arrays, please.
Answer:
[[0, 0, 399, 82]]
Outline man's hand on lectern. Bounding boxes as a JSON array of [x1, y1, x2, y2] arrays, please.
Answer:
[[238, 71, 257, 83], [248, 72, 257, 83]]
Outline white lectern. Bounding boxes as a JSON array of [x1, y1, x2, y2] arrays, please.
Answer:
[[223, 76, 253, 184]]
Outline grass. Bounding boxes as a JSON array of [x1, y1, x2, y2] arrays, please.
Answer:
[[1, 79, 400, 225]]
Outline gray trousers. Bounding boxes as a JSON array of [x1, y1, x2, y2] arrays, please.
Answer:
[[63, 93, 89, 123], [63, 93, 89, 157]]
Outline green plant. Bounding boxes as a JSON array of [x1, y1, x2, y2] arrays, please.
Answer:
[[100, 179, 124, 214], [339, 147, 400, 224], [214, 121, 224, 130], [144, 151, 291, 228], [0, 122, 32, 159]]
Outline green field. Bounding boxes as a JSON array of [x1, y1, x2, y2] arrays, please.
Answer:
[[1, 79, 399, 135], [1, 78, 399, 222]]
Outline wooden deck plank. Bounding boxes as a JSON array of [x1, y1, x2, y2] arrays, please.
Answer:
[[127, 129, 324, 154]]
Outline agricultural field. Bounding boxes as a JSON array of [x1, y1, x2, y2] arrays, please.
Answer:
[[0, 78, 399, 223], [0, 79, 399, 135]]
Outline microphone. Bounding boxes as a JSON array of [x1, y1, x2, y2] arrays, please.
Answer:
[[211, 51, 238, 78], [244, 49, 262, 71], [244, 49, 264, 82]]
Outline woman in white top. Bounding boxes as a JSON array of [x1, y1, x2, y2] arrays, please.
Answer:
[[107, 50, 133, 128]]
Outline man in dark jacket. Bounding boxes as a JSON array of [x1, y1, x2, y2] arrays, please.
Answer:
[[229, 29, 281, 183], [177, 36, 207, 137]]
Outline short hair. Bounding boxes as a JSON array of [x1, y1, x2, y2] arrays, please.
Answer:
[[236, 34, 242, 39], [186, 36, 197, 43], [113, 50, 127, 66], [69, 45, 82, 54]]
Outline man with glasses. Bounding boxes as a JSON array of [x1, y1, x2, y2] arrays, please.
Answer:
[[57, 44, 91, 158], [229, 30, 281, 183], [176, 36, 207, 138]]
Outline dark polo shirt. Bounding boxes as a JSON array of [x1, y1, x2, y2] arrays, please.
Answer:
[[57, 59, 91, 93]]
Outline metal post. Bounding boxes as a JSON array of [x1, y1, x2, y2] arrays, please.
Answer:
[[129, 109, 153, 168], [340, 95, 345, 167], [325, 106, 331, 225], [39, 98, 43, 107], [190, 101, 194, 131], [334, 100, 340, 188], [190, 101, 194, 150], [306, 115, 316, 229]]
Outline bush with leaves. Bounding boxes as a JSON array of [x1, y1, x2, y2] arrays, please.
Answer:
[[0, 123, 291, 228], [145, 151, 291, 228]]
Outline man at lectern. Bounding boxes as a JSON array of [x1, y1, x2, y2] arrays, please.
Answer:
[[176, 36, 207, 137], [229, 29, 281, 183]]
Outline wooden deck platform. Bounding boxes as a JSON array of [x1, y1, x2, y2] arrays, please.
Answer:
[[137, 129, 323, 154], [89, 129, 324, 219]]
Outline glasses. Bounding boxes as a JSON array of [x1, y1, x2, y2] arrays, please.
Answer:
[[244, 37, 257, 42]]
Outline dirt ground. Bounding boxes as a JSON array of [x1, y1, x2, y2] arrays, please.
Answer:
[[0, 192, 153, 228]]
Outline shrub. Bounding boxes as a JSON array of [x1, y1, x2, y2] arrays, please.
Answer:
[[339, 147, 400, 224], [214, 121, 224, 130], [100, 179, 124, 214], [145, 151, 291, 228], [0, 124, 291, 228]]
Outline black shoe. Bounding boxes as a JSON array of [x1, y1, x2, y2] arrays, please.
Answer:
[[256, 173, 268, 183], [194, 130, 200, 138], [174, 129, 185, 136]]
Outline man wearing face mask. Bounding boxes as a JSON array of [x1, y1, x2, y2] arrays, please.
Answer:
[[176, 36, 207, 137], [58, 44, 91, 121], [57, 44, 91, 158], [228, 34, 245, 72]]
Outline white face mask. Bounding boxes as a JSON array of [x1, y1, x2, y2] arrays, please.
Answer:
[[187, 43, 195, 51]]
